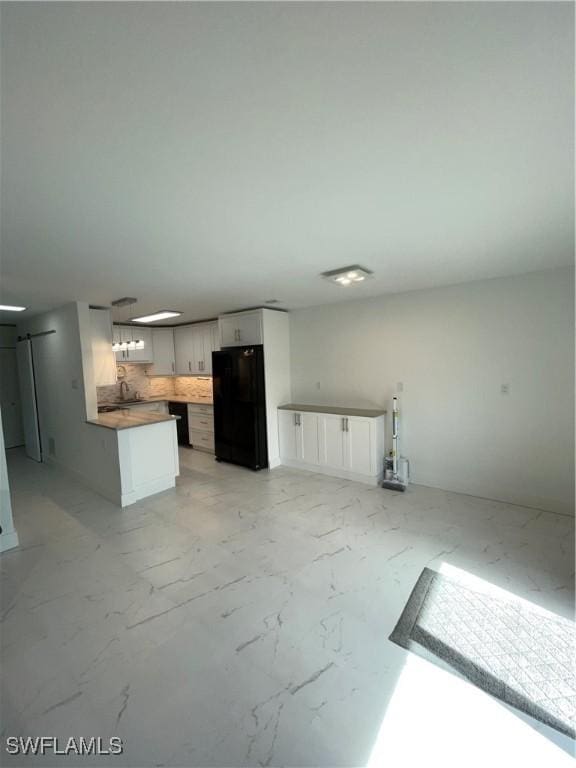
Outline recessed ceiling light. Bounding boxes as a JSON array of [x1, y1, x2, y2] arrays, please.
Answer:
[[131, 310, 182, 323], [0, 304, 27, 312], [321, 265, 373, 286]]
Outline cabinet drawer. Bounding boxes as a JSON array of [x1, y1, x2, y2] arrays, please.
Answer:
[[190, 429, 215, 452], [189, 413, 214, 433], [187, 403, 213, 416]]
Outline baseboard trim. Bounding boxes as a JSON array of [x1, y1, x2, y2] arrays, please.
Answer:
[[43, 456, 122, 506], [0, 530, 19, 553], [120, 476, 176, 507], [280, 458, 382, 486]]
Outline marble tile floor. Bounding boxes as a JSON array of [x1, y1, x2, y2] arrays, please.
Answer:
[[1, 447, 574, 767]]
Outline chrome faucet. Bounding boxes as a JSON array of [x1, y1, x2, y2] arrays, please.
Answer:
[[119, 380, 130, 400]]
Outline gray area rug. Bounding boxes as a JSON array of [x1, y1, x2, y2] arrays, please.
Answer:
[[390, 568, 575, 739]]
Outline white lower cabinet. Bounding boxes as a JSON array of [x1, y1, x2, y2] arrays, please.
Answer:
[[318, 414, 347, 471], [187, 403, 214, 453], [278, 411, 319, 464], [278, 408, 385, 485]]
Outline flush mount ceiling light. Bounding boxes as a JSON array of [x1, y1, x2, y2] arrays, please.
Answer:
[[131, 310, 182, 323], [321, 265, 373, 286], [0, 304, 27, 311]]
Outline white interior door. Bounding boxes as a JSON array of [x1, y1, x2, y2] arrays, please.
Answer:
[[16, 339, 42, 461], [0, 349, 24, 448]]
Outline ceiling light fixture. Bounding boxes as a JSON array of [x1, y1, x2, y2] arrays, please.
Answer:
[[131, 310, 182, 323], [0, 304, 27, 312], [321, 265, 373, 286]]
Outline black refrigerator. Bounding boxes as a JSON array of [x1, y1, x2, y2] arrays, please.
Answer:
[[212, 345, 268, 470]]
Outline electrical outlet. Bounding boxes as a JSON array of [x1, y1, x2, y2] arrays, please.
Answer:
[[501, 383, 510, 395]]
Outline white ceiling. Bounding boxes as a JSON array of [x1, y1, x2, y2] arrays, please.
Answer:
[[1, 2, 573, 324]]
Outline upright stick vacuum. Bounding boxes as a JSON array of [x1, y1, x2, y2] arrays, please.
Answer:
[[382, 396, 406, 492]]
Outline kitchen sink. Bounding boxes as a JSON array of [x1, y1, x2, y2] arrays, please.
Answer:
[[97, 399, 147, 413]]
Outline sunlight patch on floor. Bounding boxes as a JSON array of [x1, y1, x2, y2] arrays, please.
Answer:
[[367, 563, 575, 768]]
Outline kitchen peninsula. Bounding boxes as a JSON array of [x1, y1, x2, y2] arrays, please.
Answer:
[[86, 410, 180, 507]]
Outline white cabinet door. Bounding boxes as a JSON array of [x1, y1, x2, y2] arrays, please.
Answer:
[[190, 326, 204, 374], [219, 311, 263, 347], [200, 324, 215, 374], [113, 325, 124, 362], [299, 413, 319, 464], [346, 417, 373, 476], [90, 309, 117, 386], [211, 323, 220, 352], [151, 328, 175, 375], [218, 316, 238, 348], [318, 414, 347, 470], [278, 410, 298, 461], [174, 326, 195, 374], [236, 312, 262, 345], [129, 327, 153, 363]]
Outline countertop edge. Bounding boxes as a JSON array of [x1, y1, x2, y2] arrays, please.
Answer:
[[278, 403, 387, 418], [86, 414, 180, 431]]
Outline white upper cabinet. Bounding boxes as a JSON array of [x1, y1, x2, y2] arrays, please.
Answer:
[[174, 325, 195, 374], [90, 309, 117, 386], [174, 322, 219, 375], [219, 311, 263, 347], [129, 327, 153, 363], [151, 328, 175, 375], [114, 325, 153, 364]]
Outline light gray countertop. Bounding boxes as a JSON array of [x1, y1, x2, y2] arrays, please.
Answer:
[[278, 403, 386, 418], [98, 395, 213, 408], [87, 412, 180, 431]]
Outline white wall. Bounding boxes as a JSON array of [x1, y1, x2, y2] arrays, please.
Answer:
[[289, 267, 574, 515], [0, 406, 19, 552], [18, 302, 121, 501]]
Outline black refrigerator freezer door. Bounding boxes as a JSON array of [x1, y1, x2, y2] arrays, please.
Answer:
[[212, 346, 268, 470]]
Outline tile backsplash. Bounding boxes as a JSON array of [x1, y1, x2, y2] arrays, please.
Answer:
[[97, 364, 213, 403], [173, 375, 213, 400]]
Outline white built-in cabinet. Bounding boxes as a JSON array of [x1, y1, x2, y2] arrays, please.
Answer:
[[218, 310, 263, 347], [113, 325, 153, 364], [151, 328, 176, 375], [187, 403, 214, 453], [174, 321, 219, 375], [278, 407, 385, 485], [278, 410, 320, 465], [90, 308, 117, 386]]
